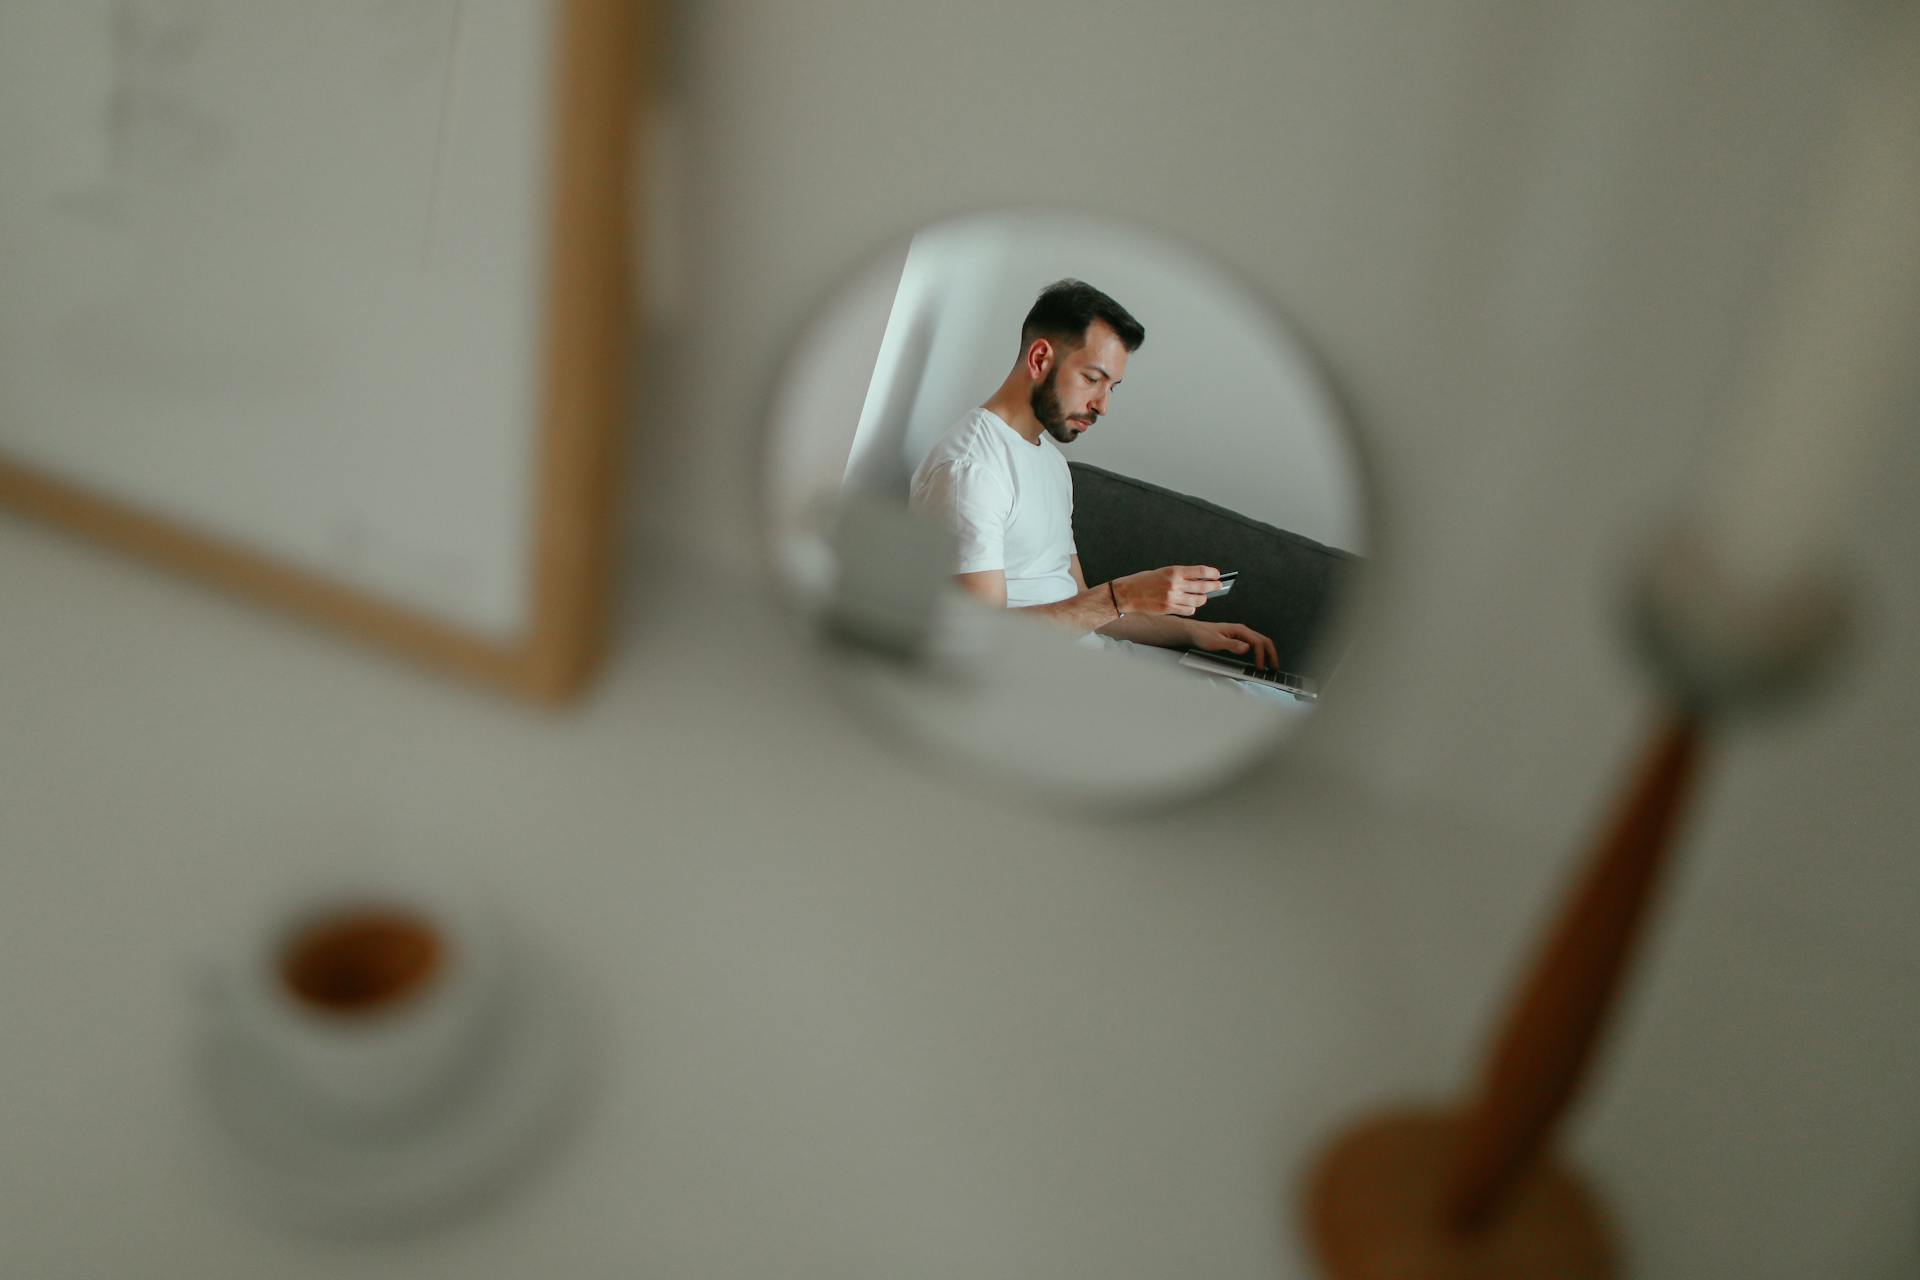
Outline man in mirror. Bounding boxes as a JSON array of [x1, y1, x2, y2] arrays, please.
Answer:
[[909, 279, 1280, 672]]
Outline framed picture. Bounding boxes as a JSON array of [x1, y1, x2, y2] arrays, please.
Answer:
[[0, 0, 641, 701]]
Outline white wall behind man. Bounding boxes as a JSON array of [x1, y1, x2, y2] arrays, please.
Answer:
[[764, 241, 907, 557], [843, 211, 1367, 552], [840, 219, 1014, 501]]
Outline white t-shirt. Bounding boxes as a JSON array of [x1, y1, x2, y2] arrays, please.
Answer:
[[908, 408, 1078, 608]]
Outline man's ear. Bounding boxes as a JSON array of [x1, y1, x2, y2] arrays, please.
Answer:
[[1025, 338, 1053, 381]]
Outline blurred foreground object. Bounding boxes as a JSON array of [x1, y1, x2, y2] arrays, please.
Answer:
[[1300, 3, 1917, 1273], [0, 0, 643, 703]]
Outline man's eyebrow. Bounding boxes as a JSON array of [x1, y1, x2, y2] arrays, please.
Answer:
[[1087, 364, 1114, 381]]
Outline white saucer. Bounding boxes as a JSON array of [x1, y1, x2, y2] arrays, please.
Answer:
[[194, 933, 586, 1236]]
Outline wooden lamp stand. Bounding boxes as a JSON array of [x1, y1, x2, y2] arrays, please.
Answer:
[[1301, 537, 1848, 1279]]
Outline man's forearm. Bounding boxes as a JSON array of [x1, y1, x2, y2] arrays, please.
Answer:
[[1097, 613, 1196, 648], [1015, 584, 1127, 632]]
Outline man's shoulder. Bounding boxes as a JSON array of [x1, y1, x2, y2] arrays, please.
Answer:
[[916, 410, 1013, 479], [925, 408, 1006, 460]]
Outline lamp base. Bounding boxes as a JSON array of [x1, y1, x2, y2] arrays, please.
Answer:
[[1304, 1109, 1616, 1280]]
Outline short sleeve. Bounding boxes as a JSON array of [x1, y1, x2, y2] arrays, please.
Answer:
[[908, 459, 1013, 574]]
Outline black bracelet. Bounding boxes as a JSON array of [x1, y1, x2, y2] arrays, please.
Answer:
[[1108, 580, 1123, 619]]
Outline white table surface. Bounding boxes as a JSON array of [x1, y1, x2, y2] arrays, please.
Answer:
[[4, 502, 1917, 1278]]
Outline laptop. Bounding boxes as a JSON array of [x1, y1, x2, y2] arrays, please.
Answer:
[[1178, 649, 1322, 700]]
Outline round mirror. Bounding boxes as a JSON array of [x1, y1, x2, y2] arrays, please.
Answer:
[[765, 209, 1370, 806]]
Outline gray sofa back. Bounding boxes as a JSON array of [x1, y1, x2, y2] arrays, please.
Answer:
[[1068, 461, 1357, 676]]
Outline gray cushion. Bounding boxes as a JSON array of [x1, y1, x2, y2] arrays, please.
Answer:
[[1068, 461, 1357, 676]]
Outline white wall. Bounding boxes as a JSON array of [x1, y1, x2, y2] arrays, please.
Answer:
[[763, 240, 907, 555], [840, 217, 1015, 500], [842, 212, 1366, 551]]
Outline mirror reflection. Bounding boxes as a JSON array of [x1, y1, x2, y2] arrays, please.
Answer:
[[767, 210, 1368, 803]]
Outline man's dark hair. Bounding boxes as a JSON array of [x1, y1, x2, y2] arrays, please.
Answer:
[[1020, 279, 1145, 356]]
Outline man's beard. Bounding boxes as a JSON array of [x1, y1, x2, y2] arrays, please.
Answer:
[[1030, 368, 1085, 444]]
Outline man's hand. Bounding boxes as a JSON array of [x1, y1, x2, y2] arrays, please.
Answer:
[[1113, 565, 1222, 617], [1189, 620, 1280, 673]]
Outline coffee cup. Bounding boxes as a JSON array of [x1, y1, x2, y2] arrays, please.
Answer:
[[211, 877, 505, 1124]]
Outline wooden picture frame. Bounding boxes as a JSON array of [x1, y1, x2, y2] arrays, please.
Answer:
[[0, 0, 641, 704]]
